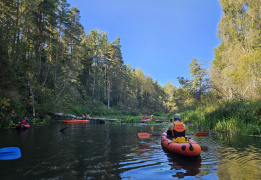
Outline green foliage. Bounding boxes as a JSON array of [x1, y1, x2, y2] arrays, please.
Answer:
[[9, 120, 14, 126], [0, 0, 169, 123], [179, 100, 261, 135], [214, 119, 236, 132], [105, 120, 121, 124], [0, 120, 10, 128], [152, 112, 164, 116], [0, 98, 10, 119], [43, 115, 51, 122], [30, 118, 45, 125], [212, 0, 261, 100], [1, 0, 260, 134], [124, 116, 140, 123], [163, 82, 177, 112], [242, 124, 261, 135]]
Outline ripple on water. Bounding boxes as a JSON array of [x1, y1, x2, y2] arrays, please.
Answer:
[[1, 123, 261, 180]]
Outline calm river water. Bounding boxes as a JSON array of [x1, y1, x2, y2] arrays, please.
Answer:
[[0, 122, 261, 180]]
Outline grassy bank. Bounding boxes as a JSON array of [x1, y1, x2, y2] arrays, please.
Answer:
[[179, 101, 261, 135], [0, 108, 167, 127]]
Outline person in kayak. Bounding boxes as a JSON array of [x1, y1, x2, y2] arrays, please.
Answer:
[[19, 116, 28, 125], [173, 114, 186, 138], [82, 113, 86, 119]]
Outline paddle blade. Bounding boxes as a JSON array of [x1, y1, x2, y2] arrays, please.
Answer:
[[194, 132, 208, 137], [137, 133, 151, 139], [0, 147, 21, 160]]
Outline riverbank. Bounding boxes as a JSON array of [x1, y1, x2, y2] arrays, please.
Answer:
[[179, 100, 261, 136], [1, 100, 260, 136], [0, 112, 168, 128]]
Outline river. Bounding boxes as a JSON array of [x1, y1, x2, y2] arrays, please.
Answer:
[[0, 122, 261, 180]]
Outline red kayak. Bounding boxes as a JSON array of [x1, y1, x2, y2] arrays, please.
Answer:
[[13, 124, 30, 130], [62, 120, 90, 123]]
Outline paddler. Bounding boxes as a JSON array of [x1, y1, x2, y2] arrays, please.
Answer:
[[19, 116, 28, 125], [82, 113, 86, 119], [173, 114, 186, 138]]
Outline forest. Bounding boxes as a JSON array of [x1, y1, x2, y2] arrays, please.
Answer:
[[0, 0, 260, 135]]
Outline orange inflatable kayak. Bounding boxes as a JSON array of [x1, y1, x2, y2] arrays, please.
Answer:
[[161, 130, 201, 156], [62, 120, 90, 123]]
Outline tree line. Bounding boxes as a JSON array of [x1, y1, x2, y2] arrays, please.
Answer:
[[0, 0, 260, 125], [180, 0, 261, 135], [0, 0, 181, 122], [211, 0, 261, 100]]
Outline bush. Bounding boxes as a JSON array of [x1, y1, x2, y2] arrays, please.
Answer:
[[177, 100, 261, 135], [243, 124, 261, 135], [124, 116, 140, 123]]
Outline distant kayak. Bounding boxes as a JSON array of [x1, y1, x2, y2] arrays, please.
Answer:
[[141, 119, 149, 122], [161, 130, 201, 156], [12, 124, 30, 130], [62, 120, 90, 123]]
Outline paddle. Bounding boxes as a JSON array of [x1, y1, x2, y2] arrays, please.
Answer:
[[0, 147, 21, 160], [187, 132, 209, 137], [137, 132, 208, 139], [137, 133, 162, 139]]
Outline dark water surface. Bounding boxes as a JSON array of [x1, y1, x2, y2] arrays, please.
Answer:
[[0, 122, 261, 180]]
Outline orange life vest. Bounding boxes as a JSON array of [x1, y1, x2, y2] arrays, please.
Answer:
[[174, 122, 185, 132], [173, 122, 185, 137]]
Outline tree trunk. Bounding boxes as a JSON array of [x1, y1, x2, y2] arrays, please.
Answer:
[[53, 82, 67, 104], [107, 76, 111, 109], [26, 76, 36, 117], [55, 23, 62, 82]]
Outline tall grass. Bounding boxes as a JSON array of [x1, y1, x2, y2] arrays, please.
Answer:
[[124, 116, 140, 123], [179, 101, 261, 135]]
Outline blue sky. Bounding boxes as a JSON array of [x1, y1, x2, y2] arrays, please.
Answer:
[[67, 0, 222, 87]]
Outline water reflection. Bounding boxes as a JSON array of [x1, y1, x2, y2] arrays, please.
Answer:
[[137, 144, 151, 154], [162, 146, 201, 178], [217, 144, 261, 180], [1, 123, 261, 180], [19, 128, 30, 141]]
